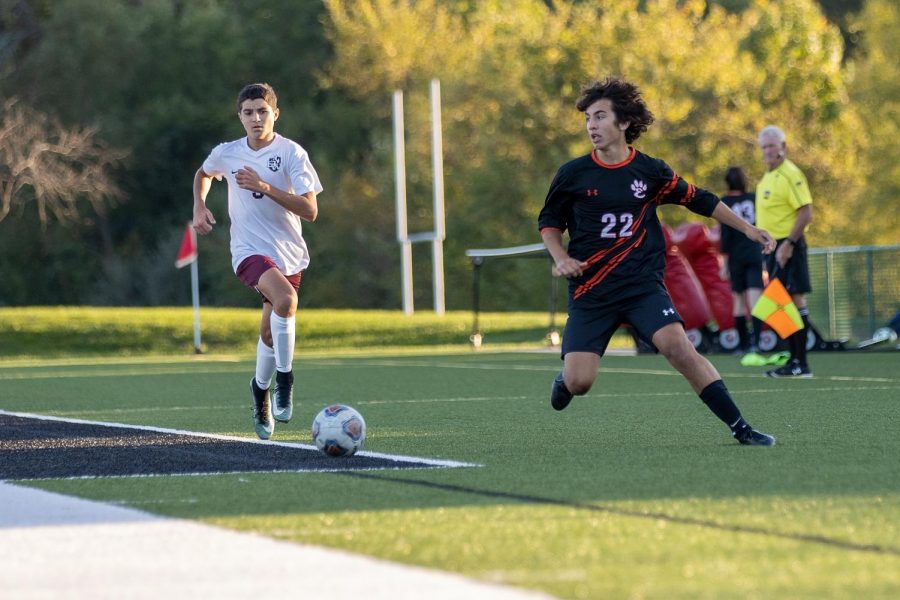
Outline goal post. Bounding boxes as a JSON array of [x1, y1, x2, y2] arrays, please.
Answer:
[[464, 243, 562, 348]]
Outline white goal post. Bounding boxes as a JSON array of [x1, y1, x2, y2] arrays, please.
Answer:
[[393, 80, 445, 315]]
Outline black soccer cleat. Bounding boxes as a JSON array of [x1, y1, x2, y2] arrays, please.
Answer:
[[272, 369, 294, 423], [250, 378, 274, 440], [550, 373, 574, 411], [764, 359, 812, 378], [733, 426, 776, 446]]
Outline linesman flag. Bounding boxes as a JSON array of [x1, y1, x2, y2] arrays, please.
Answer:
[[175, 223, 197, 268], [751, 277, 803, 339]]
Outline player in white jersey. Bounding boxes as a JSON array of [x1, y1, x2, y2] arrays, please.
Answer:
[[192, 83, 323, 440]]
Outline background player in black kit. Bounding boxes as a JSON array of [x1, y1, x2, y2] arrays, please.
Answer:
[[538, 77, 777, 446], [719, 166, 766, 364]]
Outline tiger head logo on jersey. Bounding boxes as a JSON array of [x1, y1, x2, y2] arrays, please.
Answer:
[[267, 156, 282, 172], [630, 180, 647, 199]]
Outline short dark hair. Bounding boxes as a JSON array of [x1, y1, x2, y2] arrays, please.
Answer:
[[237, 83, 278, 112], [575, 77, 655, 144], [725, 166, 748, 192]]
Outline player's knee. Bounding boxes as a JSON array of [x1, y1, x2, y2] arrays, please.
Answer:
[[659, 338, 695, 368], [273, 292, 297, 318], [566, 374, 594, 396]]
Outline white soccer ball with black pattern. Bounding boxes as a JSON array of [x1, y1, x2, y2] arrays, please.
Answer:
[[311, 405, 366, 457]]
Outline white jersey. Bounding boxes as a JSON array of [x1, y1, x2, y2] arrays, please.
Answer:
[[202, 133, 323, 275]]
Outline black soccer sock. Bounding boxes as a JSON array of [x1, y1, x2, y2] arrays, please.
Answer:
[[750, 316, 764, 350], [699, 380, 743, 430], [788, 323, 802, 362], [795, 309, 811, 367], [734, 315, 749, 350]]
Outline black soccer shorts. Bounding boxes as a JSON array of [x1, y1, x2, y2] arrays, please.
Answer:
[[561, 288, 684, 357], [728, 256, 764, 293]]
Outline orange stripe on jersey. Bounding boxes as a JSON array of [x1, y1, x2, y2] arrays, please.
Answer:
[[580, 200, 654, 268], [591, 147, 636, 169], [574, 228, 648, 299], [681, 183, 696, 204], [652, 173, 679, 204]]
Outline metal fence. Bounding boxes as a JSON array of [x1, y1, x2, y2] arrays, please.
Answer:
[[807, 245, 900, 343]]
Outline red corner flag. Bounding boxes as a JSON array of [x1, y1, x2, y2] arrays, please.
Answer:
[[175, 223, 197, 269]]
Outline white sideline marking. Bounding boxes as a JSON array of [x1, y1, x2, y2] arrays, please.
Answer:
[[0, 410, 479, 470], [0, 482, 556, 600], [316, 358, 900, 384]]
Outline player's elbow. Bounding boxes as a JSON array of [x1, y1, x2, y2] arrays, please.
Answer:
[[304, 199, 318, 222], [303, 192, 318, 222]]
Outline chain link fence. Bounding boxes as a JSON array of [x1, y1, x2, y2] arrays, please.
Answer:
[[807, 245, 900, 343]]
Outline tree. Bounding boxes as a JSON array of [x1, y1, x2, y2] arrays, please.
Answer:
[[0, 98, 124, 226], [849, 0, 900, 245], [322, 0, 868, 309]]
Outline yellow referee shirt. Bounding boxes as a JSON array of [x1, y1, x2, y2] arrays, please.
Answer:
[[755, 159, 812, 239]]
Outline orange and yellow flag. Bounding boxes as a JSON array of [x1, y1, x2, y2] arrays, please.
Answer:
[[751, 277, 803, 339]]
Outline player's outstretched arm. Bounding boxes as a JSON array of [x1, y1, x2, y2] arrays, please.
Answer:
[[192, 168, 217, 235], [711, 201, 775, 254]]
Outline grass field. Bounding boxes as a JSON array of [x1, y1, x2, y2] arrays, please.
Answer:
[[3, 348, 899, 599]]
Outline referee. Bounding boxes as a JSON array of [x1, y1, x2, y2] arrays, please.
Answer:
[[755, 125, 814, 378]]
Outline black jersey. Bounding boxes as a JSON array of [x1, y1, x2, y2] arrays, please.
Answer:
[[538, 148, 720, 306], [719, 192, 763, 264]]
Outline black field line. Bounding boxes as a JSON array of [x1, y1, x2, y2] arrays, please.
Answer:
[[0, 410, 480, 476], [341, 472, 900, 557]]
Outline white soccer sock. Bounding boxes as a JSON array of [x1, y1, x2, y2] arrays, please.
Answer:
[[270, 312, 296, 373], [255, 338, 276, 389]]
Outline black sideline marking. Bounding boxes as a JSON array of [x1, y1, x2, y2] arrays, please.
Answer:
[[341, 472, 900, 558], [0, 414, 458, 480]]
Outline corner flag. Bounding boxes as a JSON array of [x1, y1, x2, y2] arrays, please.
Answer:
[[751, 277, 803, 339], [175, 224, 197, 268], [174, 223, 202, 353]]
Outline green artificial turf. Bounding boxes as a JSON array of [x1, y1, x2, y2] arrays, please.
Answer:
[[3, 350, 899, 599]]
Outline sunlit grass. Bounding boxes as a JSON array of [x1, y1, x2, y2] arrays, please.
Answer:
[[7, 350, 900, 599]]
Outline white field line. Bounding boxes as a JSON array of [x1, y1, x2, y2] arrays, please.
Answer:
[[3, 357, 898, 385], [0, 366, 247, 380], [0, 409, 478, 469], [302, 358, 900, 384], [0, 482, 556, 600]]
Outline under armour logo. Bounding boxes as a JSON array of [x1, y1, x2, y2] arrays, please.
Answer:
[[630, 180, 647, 199], [586, 188, 599, 197], [662, 308, 675, 316]]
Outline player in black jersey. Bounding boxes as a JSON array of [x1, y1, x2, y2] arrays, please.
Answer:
[[719, 166, 765, 362], [538, 77, 777, 446]]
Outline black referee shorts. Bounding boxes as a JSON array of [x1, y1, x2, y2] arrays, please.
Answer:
[[766, 238, 812, 295]]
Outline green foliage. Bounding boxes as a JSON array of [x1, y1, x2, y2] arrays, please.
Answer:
[[0, 0, 895, 309], [848, 0, 900, 244], [322, 0, 873, 303]]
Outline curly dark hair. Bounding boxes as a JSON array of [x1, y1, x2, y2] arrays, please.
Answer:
[[575, 77, 655, 144], [237, 83, 278, 112]]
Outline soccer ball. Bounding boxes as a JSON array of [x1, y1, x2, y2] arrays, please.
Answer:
[[311, 405, 366, 457]]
